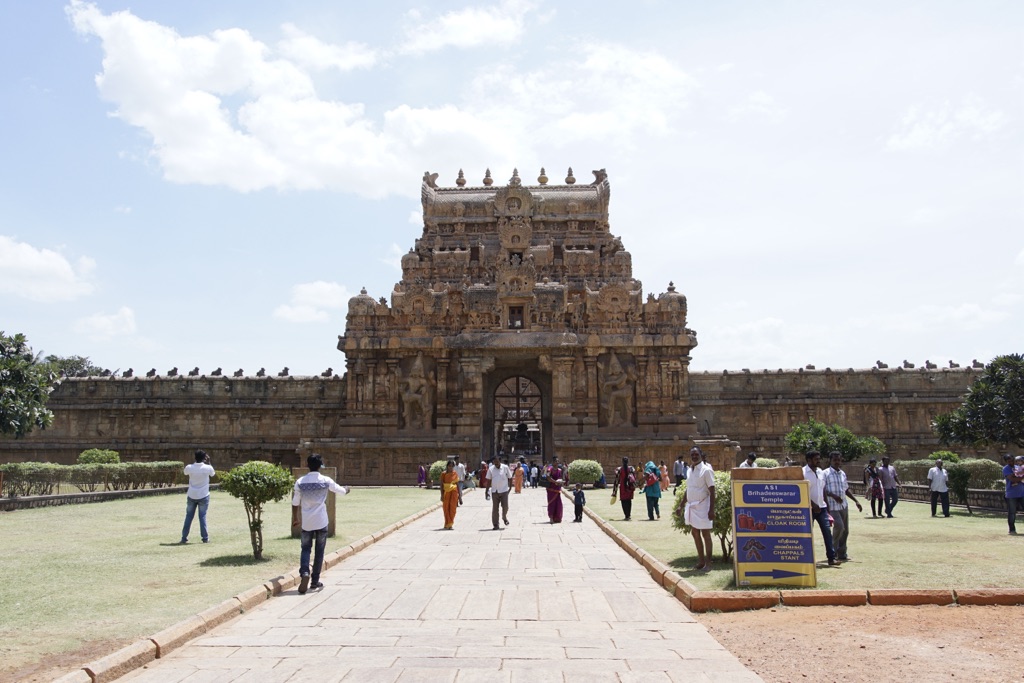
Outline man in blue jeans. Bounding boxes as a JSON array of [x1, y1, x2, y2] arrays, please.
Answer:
[[1002, 454, 1024, 535], [802, 450, 836, 566], [181, 449, 215, 543], [291, 454, 350, 594]]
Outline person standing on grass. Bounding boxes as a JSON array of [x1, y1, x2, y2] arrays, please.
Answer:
[[1002, 454, 1024, 535], [682, 447, 715, 571], [803, 450, 836, 566], [643, 461, 662, 520], [823, 451, 862, 562], [489, 455, 512, 530], [615, 457, 636, 521], [180, 449, 215, 544], [673, 454, 687, 491], [863, 458, 884, 518], [291, 454, 350, 594], [878, 456, 901, 518], [927, 459, 951, 518]]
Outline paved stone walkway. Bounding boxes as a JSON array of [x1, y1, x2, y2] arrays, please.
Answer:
[[122, 487, 761, 682]]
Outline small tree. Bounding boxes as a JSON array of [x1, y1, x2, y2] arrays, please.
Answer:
[[671, 471, 734, 561], [219, 461, 294, 560], [934, 353, 1024, 448], [0, 332, 55, 438], [427, 460, 448, 486], [784, 419, 885, 463], [947, 464, 973, 514], [78, 448, 120, 464]]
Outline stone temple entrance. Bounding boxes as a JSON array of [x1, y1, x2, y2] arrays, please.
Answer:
[[298, 167, 708, 484]]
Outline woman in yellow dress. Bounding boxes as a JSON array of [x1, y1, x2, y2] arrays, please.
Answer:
[[440, 460, 460, 529]]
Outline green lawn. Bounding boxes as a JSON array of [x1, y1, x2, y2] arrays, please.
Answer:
[[586, 488, 1024, 591], [0, 487, 437, 679]]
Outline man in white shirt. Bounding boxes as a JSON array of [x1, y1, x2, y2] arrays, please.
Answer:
[[681, 447, 716, 571], [488, 455, 513, 530], [802, 450, 836, 566], [181, 449, 215, 544], [927, 459, 951, 518], [454, 456, 467, 505], [739, 452, 758, 468], [672, 454, 687, 491], [291, 454, 350, 594]]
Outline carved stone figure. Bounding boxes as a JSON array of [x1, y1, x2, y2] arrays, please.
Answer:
[[233, 369, 244, 377], [188, 367, 200, 377], [601, 352, 636, 427], [399, 353, 435, 429]]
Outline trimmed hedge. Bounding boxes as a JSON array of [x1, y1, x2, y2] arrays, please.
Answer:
[[1, 461, 184, 498], [567, 459, 603, 484]]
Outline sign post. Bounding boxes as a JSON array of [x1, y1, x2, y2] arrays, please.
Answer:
[[731, 467, 816, 588]]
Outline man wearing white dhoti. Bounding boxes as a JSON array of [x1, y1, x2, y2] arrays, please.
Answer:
[[682, 447, 716, 571]]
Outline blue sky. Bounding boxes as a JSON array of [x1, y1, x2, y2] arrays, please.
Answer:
[[2, 1, 1021, 376]]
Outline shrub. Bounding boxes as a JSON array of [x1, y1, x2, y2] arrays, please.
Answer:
[[219, 461, 295, 560], [567, 459, 603, 485], [77, 449, 120, 465], [428, 460, 448, 485], [671, 470, 734, 561], [1, 460, 186, 497], [893, 459, 937, 485], [754, 457, 779, 468], [958, 458, 1004, 489], [929, 450, 961, 464], [947, 464, 972, 513]]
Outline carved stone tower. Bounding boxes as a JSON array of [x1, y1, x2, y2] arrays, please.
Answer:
[[306, 167, 699, 481]]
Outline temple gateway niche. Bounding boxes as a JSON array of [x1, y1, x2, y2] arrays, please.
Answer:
[[304, 167, 705, 481]]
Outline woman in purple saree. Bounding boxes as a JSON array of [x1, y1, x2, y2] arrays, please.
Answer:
[[546, 458, 565, 523]]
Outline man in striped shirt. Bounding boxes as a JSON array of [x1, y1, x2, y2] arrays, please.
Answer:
[[822, 451, 862, 563]]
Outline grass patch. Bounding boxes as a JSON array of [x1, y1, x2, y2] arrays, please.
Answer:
[[586, 488, 1024, 591], [0, 487, 436, 679]]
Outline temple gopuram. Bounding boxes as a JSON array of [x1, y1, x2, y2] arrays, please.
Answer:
[[303, 167, 710, 478]]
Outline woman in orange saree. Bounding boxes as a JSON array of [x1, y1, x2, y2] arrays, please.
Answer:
[[440, 460, 459, 529], [513, 461, 524, 493]]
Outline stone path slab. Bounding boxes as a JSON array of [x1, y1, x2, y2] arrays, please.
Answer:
[[121, 487, 761, 682]]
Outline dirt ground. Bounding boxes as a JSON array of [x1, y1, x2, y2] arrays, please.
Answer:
[[698, 604, 1024, 683]]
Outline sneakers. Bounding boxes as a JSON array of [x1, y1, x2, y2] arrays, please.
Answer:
[[311, 581, 324, 591], [503, 517, 509, 526], [299, 574, 310, 594]]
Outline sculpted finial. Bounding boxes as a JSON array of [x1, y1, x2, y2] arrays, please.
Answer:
[[456, 169, 466, 187], [509, 168, 521, 187], [565, 167, 576, 184], [538, 167, 548, 185], [483, 168, 493, 186]]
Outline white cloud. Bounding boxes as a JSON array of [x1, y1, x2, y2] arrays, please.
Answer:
[[0, 235, 95, 302], [382, 243, 405, 272], [727, 90, 787, 123], [1015, 248, 1024, 267], [74, 306, 136, 340], [886, 95, 1008, 151], [273, 280, 350, 323], [399, 0, 535, 54], [277, 23, 378, 71], [66, 2, 695, 197], [113, 205, 131, 214]]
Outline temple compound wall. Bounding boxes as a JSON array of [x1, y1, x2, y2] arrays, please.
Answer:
[[0, 169, 988, 481]]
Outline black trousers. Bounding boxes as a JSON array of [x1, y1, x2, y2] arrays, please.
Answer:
[[620, 499, 632, 519], [930, 490, 950, 516]]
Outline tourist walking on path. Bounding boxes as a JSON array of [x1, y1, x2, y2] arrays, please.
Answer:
[[878, 456, 901, 517], [823, 452, 862, 562], [513, 459, 524, 493], [659, 461, 670, 492], [417, 464, 427, 487], [1002, 454, 1024, 535], [673, 454, 687, 491], [545, 457, 565, 523], [488, 455, 512, 530], [180, 449, 215, 544], [927, 459, 951, 517], [440, 460, 459, 530], [615, 457, 636, 520], [478, 461, 491, 501], [530, 462, 539, 488], [454, 457, 466, 505], [863, 458, 884, 518], [573, 482, 586, 522], [803, 450, 836, 566], [682, 447, 715, 571], [291, 454, 350, 594], [643, 461, 662, 520]]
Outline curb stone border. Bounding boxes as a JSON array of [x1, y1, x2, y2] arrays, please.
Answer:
[[575, 491, 1024, 613], [53, 500, 443, 682]]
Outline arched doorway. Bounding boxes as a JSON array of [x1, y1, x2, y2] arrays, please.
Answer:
[[493, 376, 542, 459]]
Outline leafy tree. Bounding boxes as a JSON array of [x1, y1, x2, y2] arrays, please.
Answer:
[[934, 353, 1024, 448], [671, 471, 735, 561], [40, 354, 105, 378], [946, 464, 973, 515], [427, 459, 448, 487], [0, 332, 55, 438], [219, 461, 294, 560], [784, 418, 885, 463], [78, 448, 120, 464]]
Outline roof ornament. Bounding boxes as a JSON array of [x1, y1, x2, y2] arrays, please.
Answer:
[[565, 167, 576, 184], [509, 168, 522, 187], [422, 171, 438, 189], [456, 169, 466, 187], [483, 168, 493, 186], [538, 167, 548, 185]]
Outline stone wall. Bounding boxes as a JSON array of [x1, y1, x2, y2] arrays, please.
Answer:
[[0, 364, 989, 482]]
